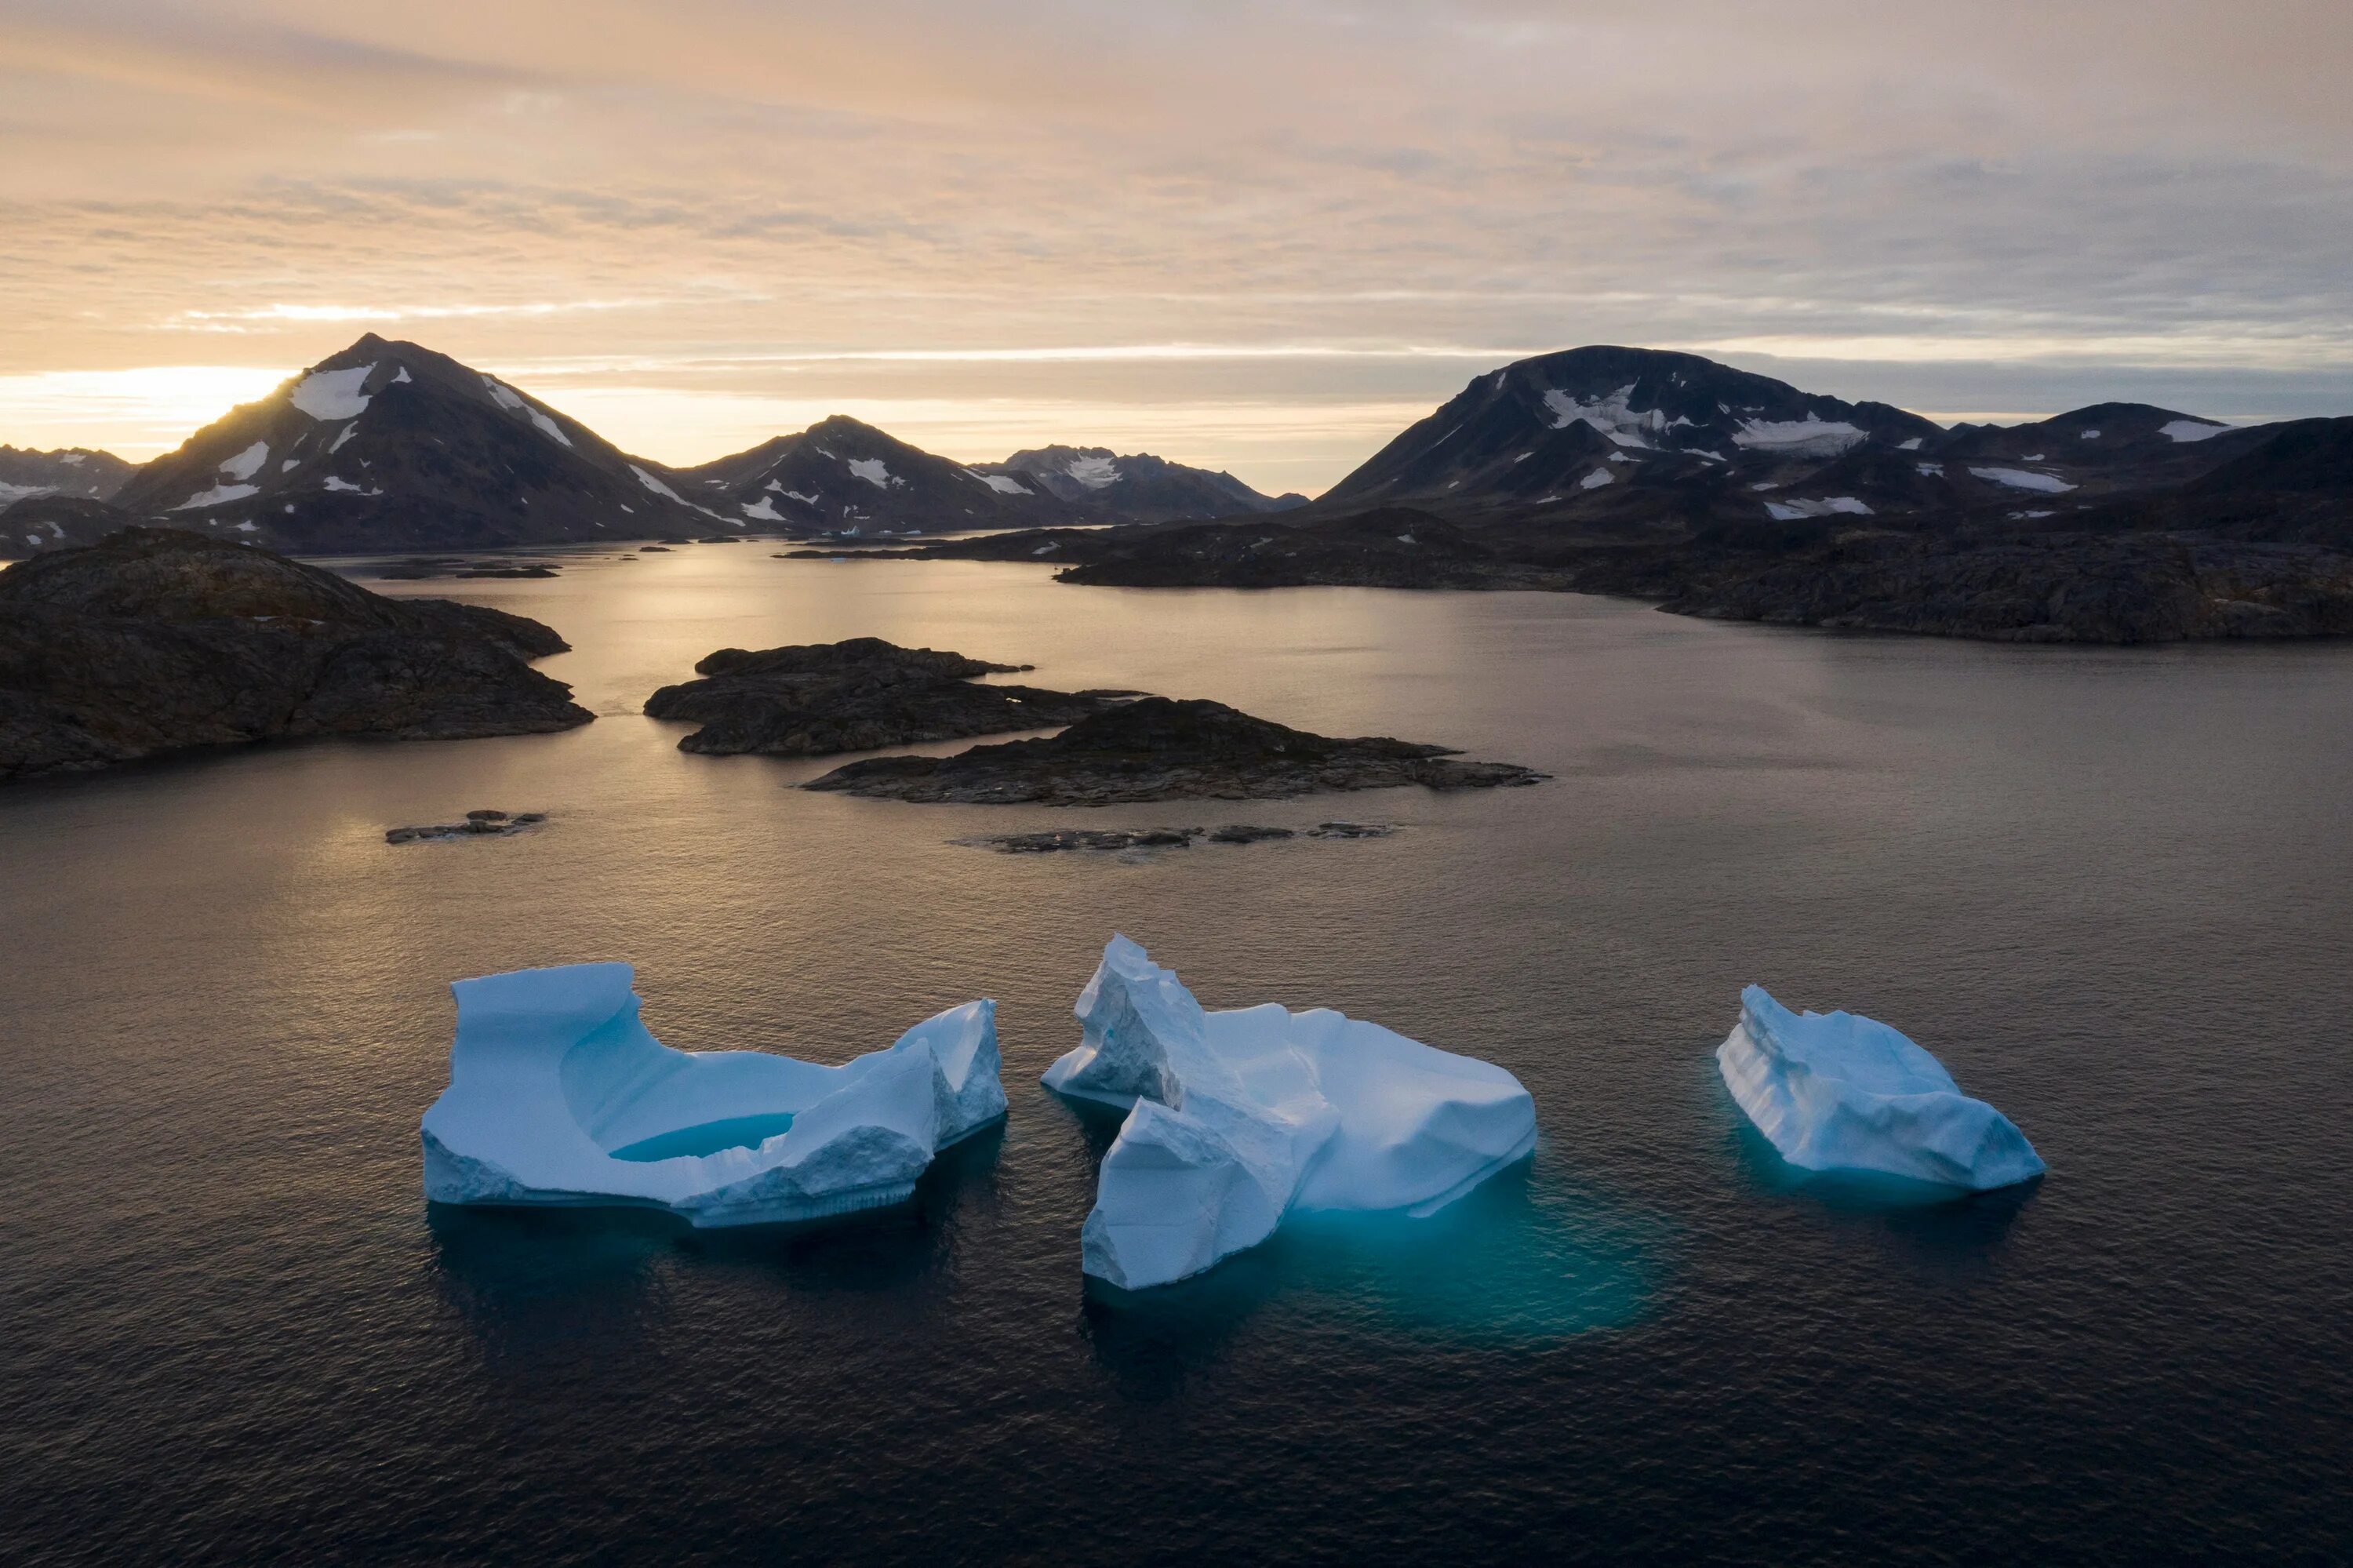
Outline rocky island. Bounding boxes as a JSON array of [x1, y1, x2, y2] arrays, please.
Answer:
[[803, 696, 1545, 804], [642, 635, 1131, 755], [0, 527, 591, 780]]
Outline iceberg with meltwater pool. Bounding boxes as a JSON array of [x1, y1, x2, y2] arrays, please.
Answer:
[[420, 962, 1005, 1225], [1046, 936, 1538, 1290], [1716, 984, 2044, 1191]]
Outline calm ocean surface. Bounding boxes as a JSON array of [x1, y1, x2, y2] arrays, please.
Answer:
[[4, 548, 2348, 1564]]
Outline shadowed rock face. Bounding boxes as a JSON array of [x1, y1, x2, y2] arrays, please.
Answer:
[[642, 635, 1128, 755], [0, 527, 590, 780], [802, 696, 1547, 805]]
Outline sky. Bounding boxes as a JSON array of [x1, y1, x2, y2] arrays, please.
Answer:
[[3, 0, 2349, 494]]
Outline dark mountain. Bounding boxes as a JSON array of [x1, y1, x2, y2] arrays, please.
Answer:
[[0, 527, 589, 780], [1321, 345, 1942, 515], [106, 334, 715, 552], [0, 445, 135, 505], [973, 446, 1307, 524], [674, 417, 1072, 536], [2188, 417, 2353, 495], [1, 496, 136, 559]]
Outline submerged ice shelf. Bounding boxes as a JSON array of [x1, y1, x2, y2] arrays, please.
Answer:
[[1046, 936, 1538, 1290], [1717, 985, 2044, 1191], [421, 962, 1006, 1225]]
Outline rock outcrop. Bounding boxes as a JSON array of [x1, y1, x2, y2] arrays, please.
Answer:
[[804, 696, 1545, 805], [643, 636, 1132, 755], [0, 527, 590, 780]]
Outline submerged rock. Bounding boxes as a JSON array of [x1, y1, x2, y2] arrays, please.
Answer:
[[804, 697, 1546, 805], [644, 635, 1131, 756], [0, 527, 590, 782], [421, 962, 1006, 1225], [1716, 985, 2045, 1191], [385, 809, 547, 843], [1047, 936, 1538, 1290]]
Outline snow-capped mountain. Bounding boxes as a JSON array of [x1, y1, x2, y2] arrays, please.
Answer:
[[1322, 346, 1941, 512], [104, 334, 715, 551], [0, 446, 135, 508], [674, 416, 1074, 535], [975, 446, 1307, 524]]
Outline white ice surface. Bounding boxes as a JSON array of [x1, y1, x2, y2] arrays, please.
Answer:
[[1580, 467, 1614, 489], [220, 441, 269, 481], [1063, 453, 1121, 488], [1970, 467, 2075, 493], [631, 464, 686, 502], [290, 365, 375, 420], [1716, 985, 2043, 1191], [847, 457, 896, 489], [1732, 416, 1868, 458], [1544, 384, 1661, 448], [1046, 937, 1537, 1290], [481, 376, 573, 446], [323, 475, 362, 493], [176, 482, 260, 510], [972, 471, 1031, 494], [2161, 419, 2231, 443], [1766, 496, 1872, 520], [421, 963, 1006, 1226], [740, 497, 782, 521]]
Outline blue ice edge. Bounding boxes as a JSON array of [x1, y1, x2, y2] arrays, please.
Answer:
[[1715, 984, 2046, 1203]]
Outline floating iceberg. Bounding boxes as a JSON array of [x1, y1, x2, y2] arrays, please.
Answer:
[[1716, 985, 2044, 1191], [1046, 936, 1537, 1290], [421, 963, 1005, 1226]]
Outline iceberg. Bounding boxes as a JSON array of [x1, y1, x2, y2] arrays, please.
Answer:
[[1716, 985, 2044, 1191], [1046, 936, 1537, 1290], [421, 963, 1005, 1226]]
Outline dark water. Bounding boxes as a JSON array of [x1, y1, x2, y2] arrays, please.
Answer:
[[4, 550, 2349, 1565]]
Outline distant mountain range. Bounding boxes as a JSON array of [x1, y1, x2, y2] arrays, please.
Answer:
[[0, 446, 136, 508], [867, 344, 2353, 642], [0, 335, 1300, 557], [6, 337, 2350, 642]]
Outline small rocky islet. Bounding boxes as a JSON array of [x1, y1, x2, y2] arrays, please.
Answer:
[[958, 821, 1395, 854], [803, 694, 1546, 806], [385, 809, 547, 843], [642, 635, 1135, 755]]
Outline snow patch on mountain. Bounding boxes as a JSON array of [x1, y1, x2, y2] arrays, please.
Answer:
[[1971, 467, 2076, 493], [1766, 497, 1873, 520], [741, 497, 782, 521], [290, 365, 375, 421], [847, 457, 898, 489], [1733, 417, 1867, 457], [480, 377, 573, 446], [1544, 384, 1662, 448], [631, 464, 686, 502], [1064, 453, 1121, 488], [1579, 467, 1614, 489], [220, 441, 270, 482], [2161, 419, 2231, 443], [176, 482, 260, 510], [975, 471, 1030, 495]]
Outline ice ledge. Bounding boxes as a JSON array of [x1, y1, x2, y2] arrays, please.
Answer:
[[420, 962, 1006, 1228]]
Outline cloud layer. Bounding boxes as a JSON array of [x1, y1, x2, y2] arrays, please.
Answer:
[[5, 1, 2348, 486]]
